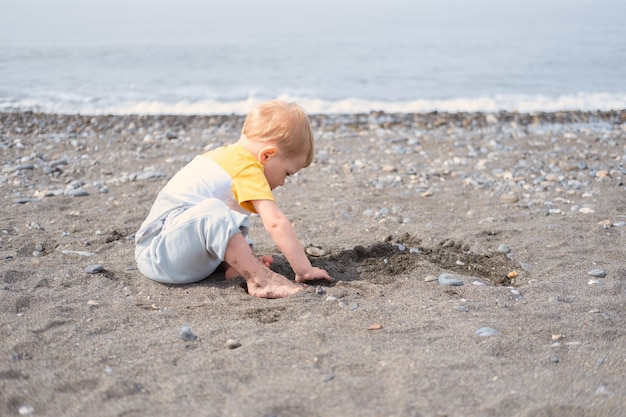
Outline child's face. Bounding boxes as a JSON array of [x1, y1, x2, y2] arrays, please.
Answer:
[[262, 150, 307, 190]]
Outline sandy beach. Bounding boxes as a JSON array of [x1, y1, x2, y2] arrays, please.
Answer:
[[1, 110, 625, 417]]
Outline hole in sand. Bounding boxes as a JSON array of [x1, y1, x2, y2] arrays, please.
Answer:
[[270, 234, 521, 286]]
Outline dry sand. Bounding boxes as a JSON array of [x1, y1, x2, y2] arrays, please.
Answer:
[[1, 110, 625, 417]]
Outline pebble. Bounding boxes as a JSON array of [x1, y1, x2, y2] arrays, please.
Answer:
[[588, 268, 606, 278], [595, 385, 613, 396], [496, 244, 511, 253], [499, 192, 519, 204], [179, 326, 197, 341], [454, 305, 468, 312], [424, 275, 438, 282], [18, 405, 34, 416], [62, 250, 95, 257], [85, 264, 104, 274], [438, 273, 464, 286], [226, 339, 241, 349], [476, 327, 500, 336], [588, 279, 604, 286], [306, 246, 326, 257]]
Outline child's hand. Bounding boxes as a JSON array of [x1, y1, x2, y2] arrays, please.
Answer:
[[295, 267, 333, 283]]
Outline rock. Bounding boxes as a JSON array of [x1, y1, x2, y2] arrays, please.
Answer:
[[476, 327, 500, 336], [179, 326, 197, 341], [497, 244, 511, 253], [226, 339, 241, 349], [438, 273, 464, 286], [499, 192, 519, 203], [588, 268, 606, 278], [85, 264, 104, 274], [62, 250, 95, 257], [306, 246, 326, 257]]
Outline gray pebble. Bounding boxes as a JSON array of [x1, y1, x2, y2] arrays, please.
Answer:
[[550, 356, 559, 363], [454, 305, 469, 312], [349, 302, 359, 311], [315, 286, 325, 295], [476, 327, 500, 336], [438, 273, 464, 286], [496, 244, 511, 253], [85, 264, 104, 274], [588, 268, 606, 278], [68, 188, 89, 197], [179, 326, 197, 341], [16, 198, 38, 204]]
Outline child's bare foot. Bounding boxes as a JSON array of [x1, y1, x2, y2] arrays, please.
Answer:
[[246, 269, 306, 299]]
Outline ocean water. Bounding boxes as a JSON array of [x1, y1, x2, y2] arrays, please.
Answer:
[[1, 0, 625, 115]]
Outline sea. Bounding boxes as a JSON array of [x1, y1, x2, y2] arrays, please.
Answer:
[[1, 0, 625, 115]]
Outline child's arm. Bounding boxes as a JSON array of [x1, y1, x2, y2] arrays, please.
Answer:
[[252, 199, 332, 283]]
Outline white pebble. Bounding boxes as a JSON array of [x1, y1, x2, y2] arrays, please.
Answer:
[[226, 339, 241, 349], [476, 327, 500, 336]]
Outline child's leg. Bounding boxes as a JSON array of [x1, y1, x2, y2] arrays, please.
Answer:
[[224, 233, 305, 298], [222, 255, 273, 280], [135, 199, 250, 284]]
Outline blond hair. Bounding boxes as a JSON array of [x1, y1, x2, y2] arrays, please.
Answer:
[[242, 100, 314, 167]]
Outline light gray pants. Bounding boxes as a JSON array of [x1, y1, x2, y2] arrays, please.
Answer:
[[135, 199, 250, 284]]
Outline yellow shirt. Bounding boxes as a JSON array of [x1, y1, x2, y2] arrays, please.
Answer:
[[203, 143, 274, 213]]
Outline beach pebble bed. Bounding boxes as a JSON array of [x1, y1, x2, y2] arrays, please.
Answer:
[[1, 109, 625, 417]]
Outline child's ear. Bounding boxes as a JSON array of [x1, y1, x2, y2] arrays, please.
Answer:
[[259, 145, 278, 164]]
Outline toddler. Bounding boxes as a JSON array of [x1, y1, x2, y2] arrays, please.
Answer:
[[135, 100, 332, 298]]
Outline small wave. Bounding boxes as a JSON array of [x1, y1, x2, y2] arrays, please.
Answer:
[[2, 92, 625, 115]]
